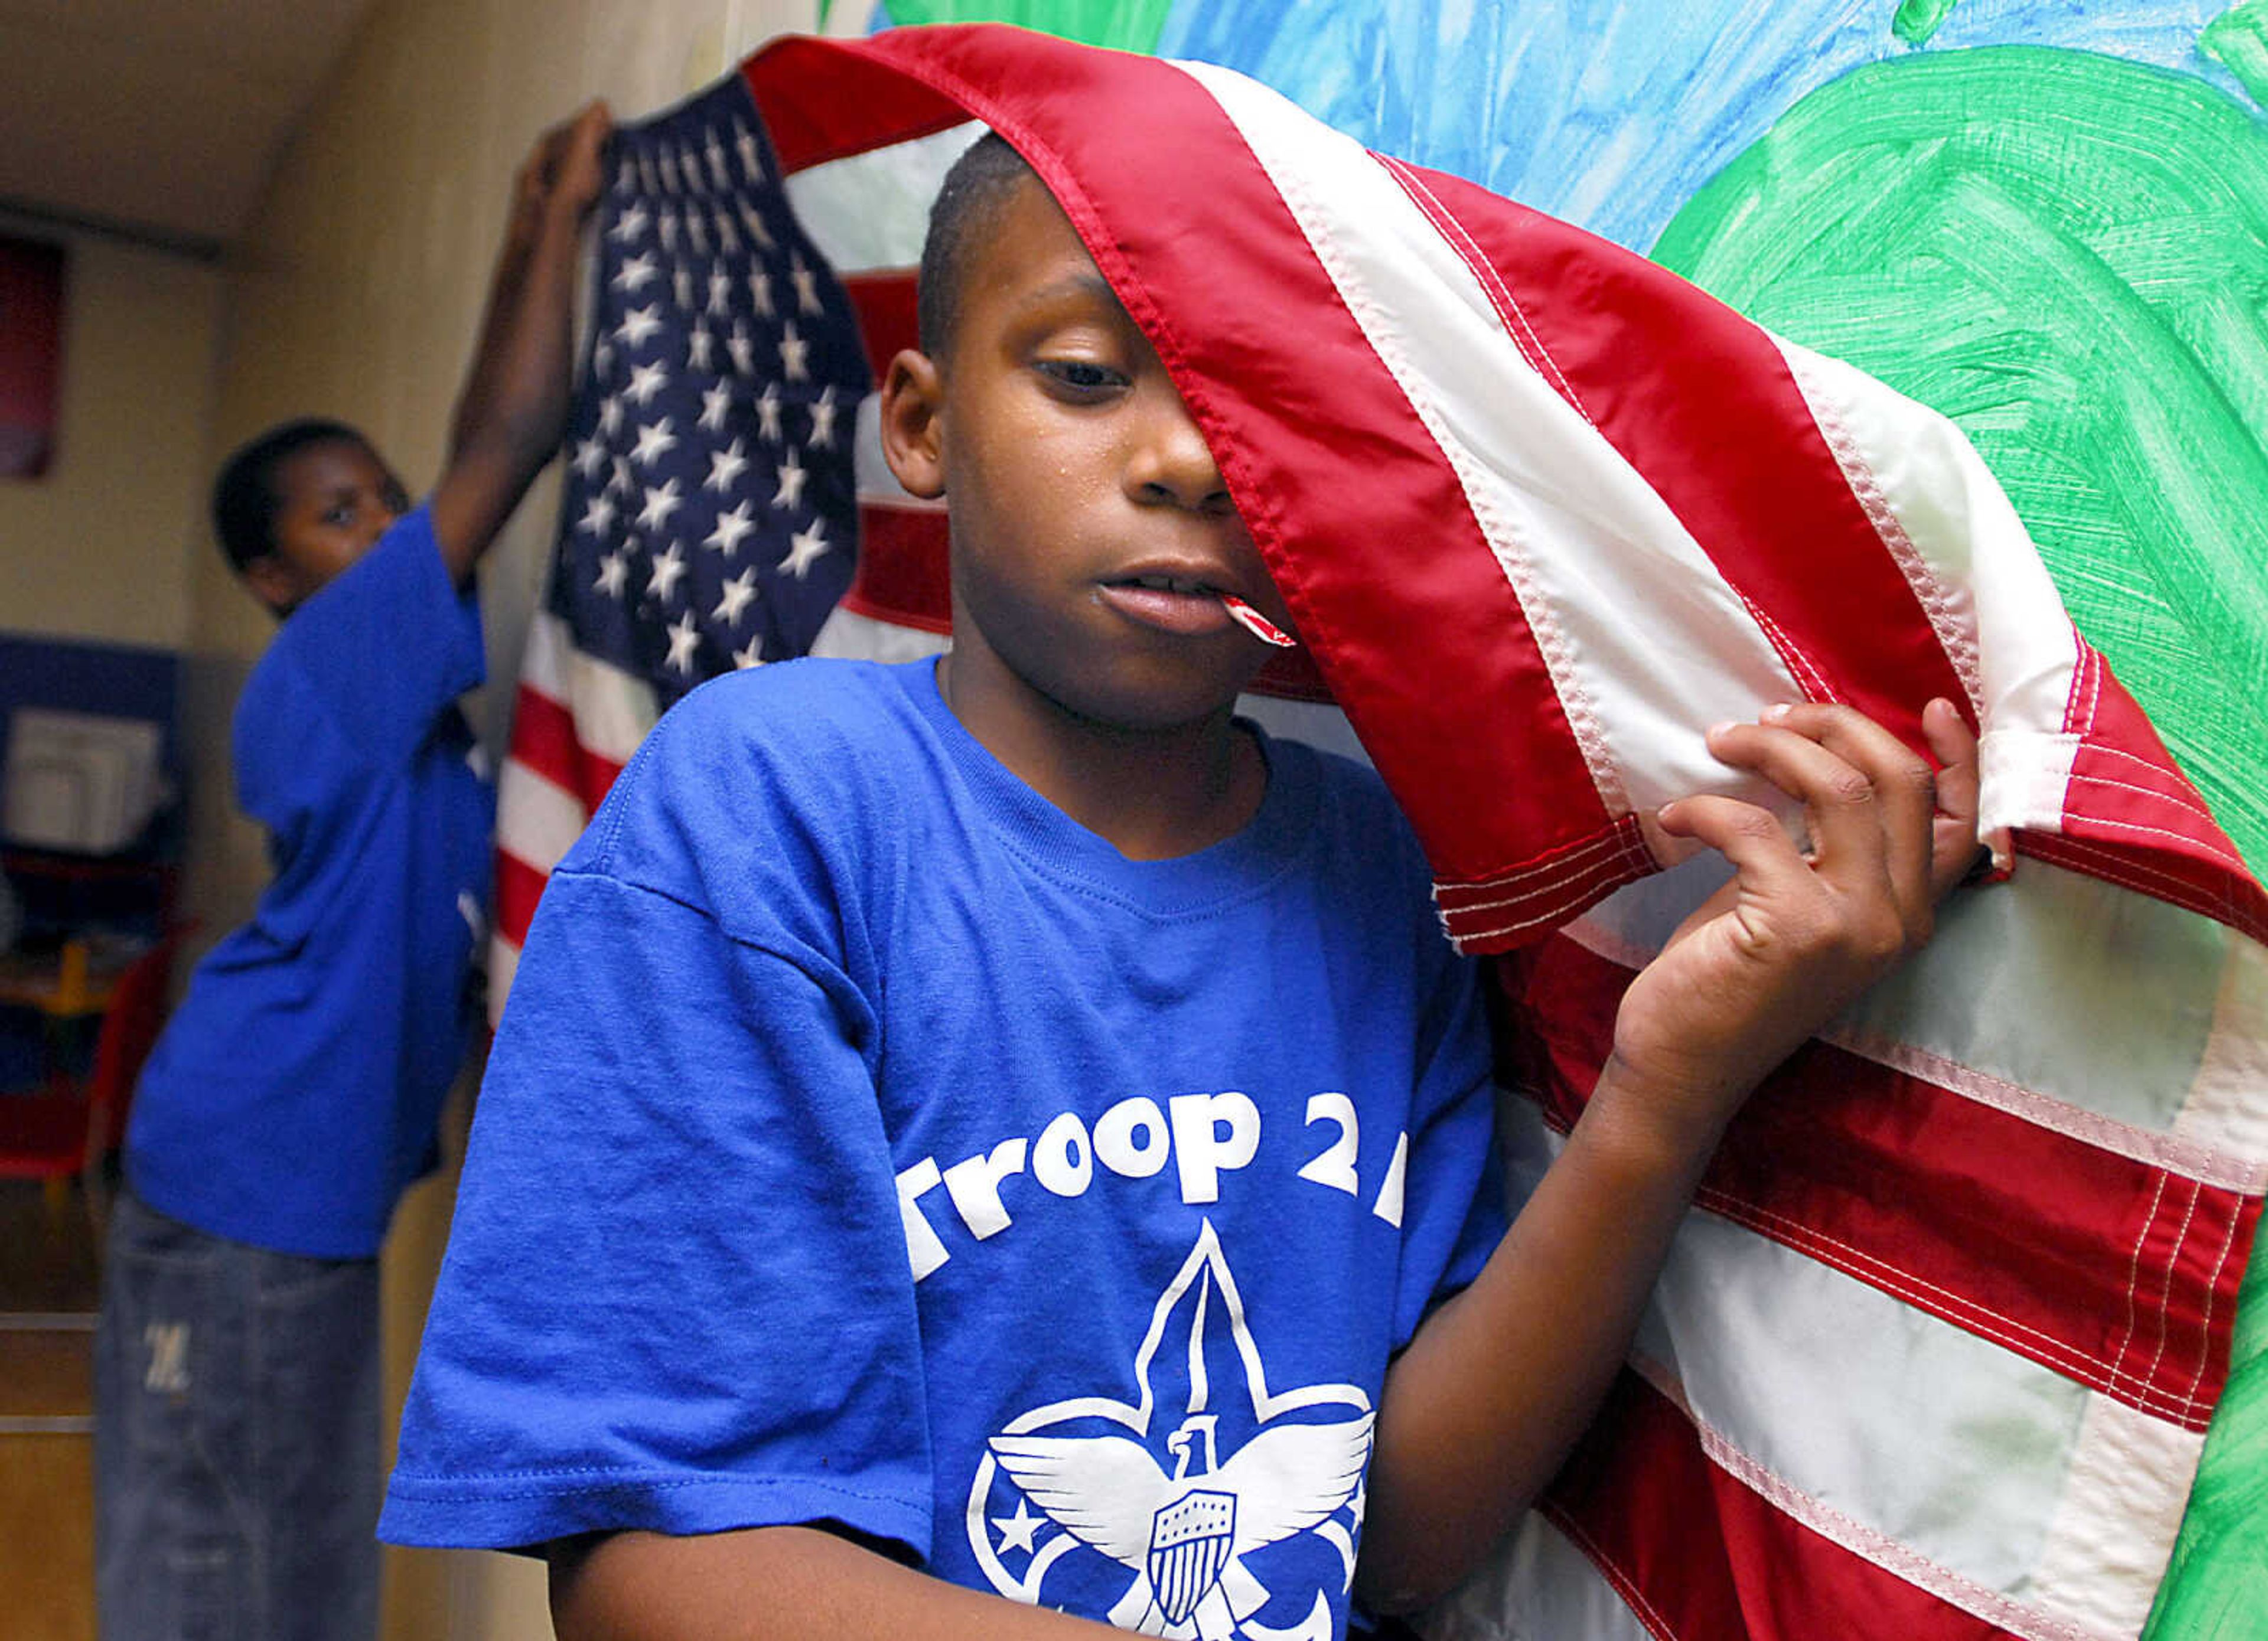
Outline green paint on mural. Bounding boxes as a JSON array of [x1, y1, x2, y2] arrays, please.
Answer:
[[1653, 47, 2268, 879], [1892, 0, 1960, 47], [879, 0, 1171, 55], [2204, 0, 2268, 109], [1654, 48, 2268, 1639]]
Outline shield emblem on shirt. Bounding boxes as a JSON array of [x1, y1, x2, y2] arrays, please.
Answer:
[[1148, 1487, 1236, 1627]]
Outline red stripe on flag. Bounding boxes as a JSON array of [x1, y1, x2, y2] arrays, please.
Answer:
[[2051, 649, 2268, 943], [843, 271, 918, 386], [1405, 164, 1973, 753], [740, 40, 970, 175], [495, 847, 553, 953], [1501, 937, 2258, 1428], [1543, 1369, 2021, 1641], [843, 504, 952, 634], [509, 681, 626, 814], [845, 30, 1614, 896]]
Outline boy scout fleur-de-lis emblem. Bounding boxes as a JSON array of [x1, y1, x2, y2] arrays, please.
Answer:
[[967, 1222, 1373, 1640]]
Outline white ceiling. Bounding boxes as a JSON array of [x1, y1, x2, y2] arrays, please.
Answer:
[[0, 0, 377, 255]]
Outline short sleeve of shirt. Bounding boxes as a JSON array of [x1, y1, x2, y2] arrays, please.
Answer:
[[381, 715, 933, 1554], [1384, 880, 1507, 1352], [233, 504, 484, 846]]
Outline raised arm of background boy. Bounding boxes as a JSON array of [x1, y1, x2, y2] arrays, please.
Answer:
[[429, 100, 612, 584]]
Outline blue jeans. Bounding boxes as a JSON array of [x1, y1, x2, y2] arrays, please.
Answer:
[[93, 1187, 382, 1641]]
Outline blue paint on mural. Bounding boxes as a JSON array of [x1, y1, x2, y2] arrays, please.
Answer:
[[1153, 0, 2251, 252]]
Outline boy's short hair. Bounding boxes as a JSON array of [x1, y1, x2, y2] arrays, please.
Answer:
[[917, 131, 1040, 361], [210, 417, 373, 573]]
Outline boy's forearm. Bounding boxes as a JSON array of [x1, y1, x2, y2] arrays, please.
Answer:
[[551, 1524, 1128, 1641], [1355, 1056, 1727, 1615], [431, 104, 608, 584]]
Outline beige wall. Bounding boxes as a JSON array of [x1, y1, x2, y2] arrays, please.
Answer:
[[187, 1, 837, 1635], [0, 220, 223, 651]]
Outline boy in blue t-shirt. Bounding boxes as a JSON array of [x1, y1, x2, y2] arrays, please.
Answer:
[[93, 104, 611, 1641], [383, 136, 1983, 1640]]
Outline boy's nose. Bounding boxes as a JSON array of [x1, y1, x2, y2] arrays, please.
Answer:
[[1126, 390, 1233, 516]]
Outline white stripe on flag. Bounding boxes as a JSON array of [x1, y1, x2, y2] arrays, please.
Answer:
[[522, 611, 656, 768], [783, 120, 986, 271], [1570, 851, 2268, 1180], [1500, 1102, 2185, 1635], [1179, 60, 1807, 823], [809, 605, 951, 664], [1430, 1515, 1657, 1641], [494, 758, 594, 878], [1778, 340, 2084, 831], [2029, 1386, 2206, 1641]]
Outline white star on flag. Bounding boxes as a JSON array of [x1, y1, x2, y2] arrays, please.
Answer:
[[729, 324, 757, 375], [599, 395, 624, 438], [748, 267, 774, 318], [772, 451, 808, 511], [688, 326, 715, 372], [735, 124, 762, 182], [625, 360, 671, 407], [636, 478, 683, 533], [687, 210, 709, 255], [573, 435, 608, 479], [664, 609, 700, 673], [699, 381, 731, 433], [615, 304, 663, 348], [631, 418, 680, 468], [780, 518, 830, 578], [778, 322, 810, 382], [713, 567, 760, 625], [738, 197, 775, 250], [612, 251, 659, 293], [756, 384, 783, 442], [578, 492, 618, 536], [674, 265, 696, 309], [809, 387, 839, 450], [646, 541, 689, 602], [592, 549, 630, 599], [703, 499, 757, 556], [706, 438, 750, 493], [733, 637, 765, 670], [608, 203, 649, 243], [790, 255, 822, 315]]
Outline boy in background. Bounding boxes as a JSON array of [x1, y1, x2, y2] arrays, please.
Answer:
[[94, 103, 610, 1641], [383, 135, 1980, 1639]]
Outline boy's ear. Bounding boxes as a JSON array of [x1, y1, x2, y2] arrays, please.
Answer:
[[878, 347, 947, 501]]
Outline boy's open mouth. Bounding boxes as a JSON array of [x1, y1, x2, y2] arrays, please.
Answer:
[[1098, 576, 1297, 647]]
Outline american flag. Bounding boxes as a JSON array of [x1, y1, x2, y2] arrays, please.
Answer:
[[497, 25, 2268, 1641], [491, 76, 868, 993]]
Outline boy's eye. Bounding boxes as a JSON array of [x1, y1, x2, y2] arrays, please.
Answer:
[[1035, 358, 1128, 396], [324, 504, 355, 527]]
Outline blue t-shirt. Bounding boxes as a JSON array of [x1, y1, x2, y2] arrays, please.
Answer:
[[126, 506, 494, 1258], [382, 657, 1503, 1637]]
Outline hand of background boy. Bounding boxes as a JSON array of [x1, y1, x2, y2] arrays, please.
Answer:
[[431, 100, 612, 584]]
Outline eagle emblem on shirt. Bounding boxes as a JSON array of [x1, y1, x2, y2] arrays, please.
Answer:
[[966, 1221, 1373, 1640]]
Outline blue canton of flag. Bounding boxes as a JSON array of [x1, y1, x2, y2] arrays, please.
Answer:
[[553, 75, 868, 702]]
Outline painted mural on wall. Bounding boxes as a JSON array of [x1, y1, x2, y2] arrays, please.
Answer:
[[835, 1, 2268, 1633]]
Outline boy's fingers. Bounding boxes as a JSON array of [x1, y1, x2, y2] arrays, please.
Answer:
[[1920, 696, 1986, 899], [1655, 792, 1817, 901], [1702, 716, 1899, 906], [1731, 703, 1938, 925]]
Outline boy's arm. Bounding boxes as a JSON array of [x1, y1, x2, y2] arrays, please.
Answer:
[[1355, 699, 1983, 1616], [428, 101, 611, 587], [550, 1525, 1130, 1640]]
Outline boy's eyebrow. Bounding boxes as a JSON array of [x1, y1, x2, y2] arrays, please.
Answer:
[[1009, 270, 1125, 315]]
